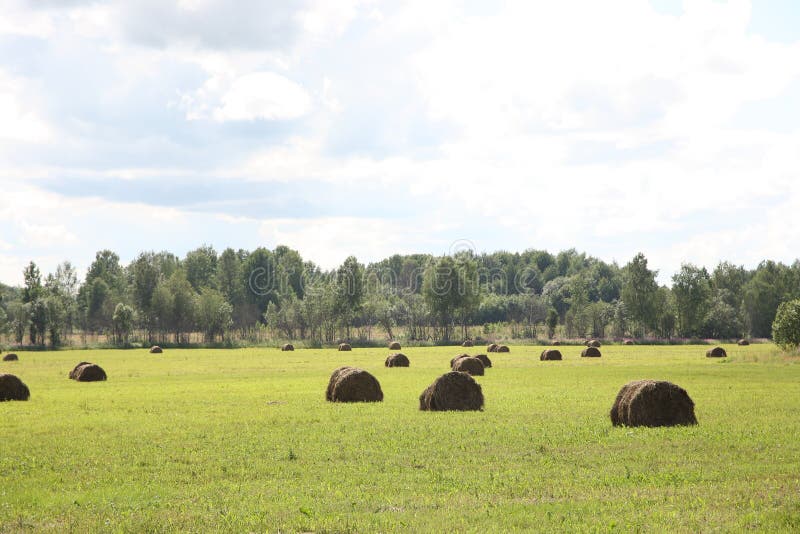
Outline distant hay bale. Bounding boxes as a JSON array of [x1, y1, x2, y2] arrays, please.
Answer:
[[737, 339, 750, 346], [461, 340, 474, 347], [497, 345, 510, 353], [73, 364, 107, 382], [587, 339, 601, 348], [385, 353, 410, 367], [0, 374, 30, 402], [338, 343, 352, 351], [449, 353, 471, 367], [623, 339, 634, 345], [474, 353, 492, 368], [149, 346, 163, 354], [419, 371, 484, 411], [3, 353, 19, 361], [388, 341, 401, 350], [281, 343, 294, 351], [581, 347, 602, 357], [69, 362, 92, 380], [540, 349, 562, 361], [610, 379, 697, 427], [452, 357, 485, 376], [552, 341, 561, 346], [326, 367, 383, 402], [706, 346, 727, 357], [487, 343, 499, 353]]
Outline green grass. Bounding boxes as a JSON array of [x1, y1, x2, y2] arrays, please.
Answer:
[[2, 344, 799, 533]]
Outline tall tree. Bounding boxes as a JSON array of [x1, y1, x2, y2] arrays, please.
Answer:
[[621, 253, 660, 336]]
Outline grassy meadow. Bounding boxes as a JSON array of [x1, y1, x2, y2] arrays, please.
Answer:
[[1, 343, 799, 532]]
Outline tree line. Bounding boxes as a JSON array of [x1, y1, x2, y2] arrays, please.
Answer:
[[1, 245, 799, 348]]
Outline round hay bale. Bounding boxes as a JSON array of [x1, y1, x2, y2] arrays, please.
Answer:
[[281, 343, 294, 351], [581, 347, 602, 357], [3, 353, 19, 361], [327, 367, 383, 402], [540, 349, 562, 361], [0, 374, 29, 401], [326, 366, 354, 401], [452, 357, 485, 376], [149, 346, 163, 354], [473, 353, 492, 368], [74, 364, 107, 382], [552, 341, 561, 346], [385, 353, 410, 367], [737, 339, 750, 346], [449, 353, 471, 367], [461, 340, 474, 347], [497, 345, 510, 353], [623, 339, 634, 345], [388, 341, 401, 350], [487, 343, 499, 353], [338, 343, 352, 351], [610, 379, 697, 427], [69, 362, 92, 380], [419, 372, 484, 411], [587, 339, 601, 348], [706, 346, 727, 357]]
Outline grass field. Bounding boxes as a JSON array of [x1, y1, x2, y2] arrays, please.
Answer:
[[2, 344, 799, 532]]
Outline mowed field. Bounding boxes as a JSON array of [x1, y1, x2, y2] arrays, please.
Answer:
[[2, 344, 799, 533]]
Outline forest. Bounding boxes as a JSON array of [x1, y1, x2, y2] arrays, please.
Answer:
[[1, 245, 799, 348]]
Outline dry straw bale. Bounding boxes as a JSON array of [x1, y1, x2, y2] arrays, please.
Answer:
[[281, 343, 294, 351], [462, 340, 474, 347], [388, 341, 402, 350], [610, 379, 697, 427], [326, 367, 383, 402], [385, 353, 410, 367], [0, 374, 30, 401], [587, 339, 601, 348], [3, 353, 19, 361], [338, 343, 352, 352], [326, 366, 353, 401], [487, 343, 499, 353], [497, 345, 510, 353], [706, 346, 727, 357], [449, 353, 471, 367], [540, 349, 562, 361], [419, 371, 484, 411], [74, 364, 107, 382], [473, 353, 492, 368], [737, 339, 750, 346], [149, 346, 163, 354], [581, 347, 602, 357], [69, 362, 92, 379], [452, 357, 485, 376]]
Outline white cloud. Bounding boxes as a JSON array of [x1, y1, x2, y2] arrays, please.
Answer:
[[211, 71, 312, 121], [0, 70, 52, 143]]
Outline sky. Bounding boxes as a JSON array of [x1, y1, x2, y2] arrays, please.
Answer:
[[0, 0, 799, 286]]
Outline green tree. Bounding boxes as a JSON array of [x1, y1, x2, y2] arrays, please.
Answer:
[[621, 253, 659, 336], [184, 245, 218, 291], [672, 263, 711, 337], [772, 299, 800, 351], [196, 288, 233, 342], [334, 256, 365, 338], [112, 303, 135, 345]]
